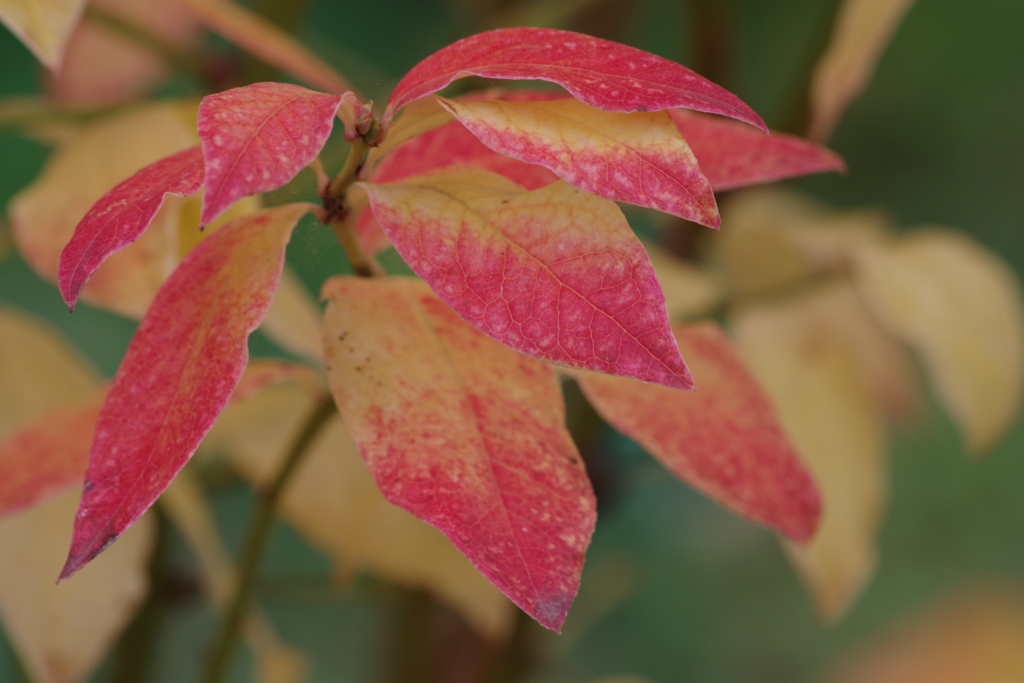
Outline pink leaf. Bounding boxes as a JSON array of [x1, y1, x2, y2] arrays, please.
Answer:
[[58, 146, 205, 311], [385, 28, 765, 132], [198, 82, 343, 225], [59, 203, 313, 580], [575, 322, 821, 542], [437, 96, 720, 226], [670, 110, 847, 191], [360, 170, 693, 389], [322, 276, 595, 631]]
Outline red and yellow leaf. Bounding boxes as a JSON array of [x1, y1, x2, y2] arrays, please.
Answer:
[[59, 203, 313, 580], [733, 293, 887, 622], [0, 0, 86, 69], [575, 322, 820, 542], [322, 276, 595, 632], [58, 145, 205, 311], [437, 96, 719, 227], [206, 380, 516, 641], [384, 27, 766, 132], [0, 491, 154, 683], [197, 82, 343, 225], [360, 170, 693, 389], [669, 109, 846, 191]]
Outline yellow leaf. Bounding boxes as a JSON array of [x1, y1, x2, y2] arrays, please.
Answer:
[[854, 229, 1024, 453], [260, 267, 324, 365], [367, 95, 454, 170], [643, 241, 725, 319], [719, 187, 888, 298], [0, 307, 98, 436], [824, 586, 1024, 683], [160, 471, 307, 683], [0, 0, 86, 69], [204, 381, 516, 641], [808, 0, 919, 141], [9, 103, 263, 319], [0, 489, 154, 683], [733, 291, 887, 622]]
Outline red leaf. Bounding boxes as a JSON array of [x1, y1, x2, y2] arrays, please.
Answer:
[[58, 146, 205, 311], [198, 82, 343, 225], [322, 276, 595, 631], [356, 119, 558, 254], [360, 170, 693, 389], [385, 28, 765, 132], [437, 96, 720, 226], [575, 322, 821, 542], [59, 203, 313, 580], [670, 110, 846, 191]]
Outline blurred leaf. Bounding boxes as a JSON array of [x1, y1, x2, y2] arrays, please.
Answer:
[[733, 291, 887, 622], [180, 0, 353, 95], [0, 0, 86, 69], [160, 471, 307, 683], [642, 242, 724, 319], [61, 203, 312, 580], [261, 267, 324, 365], [205, 380, 517, 641], [719, 187, 888, 298], [575, 321, 821, 542], [808, 0, 919, 142], [437, 96, 720, 226], [384, 27, 766, 131], [854, 229, 1024, 453], [322, 276, 593, 632], [197, 82, 343, 225], [0, 307, 99, 435], [46, 0, 201, 106], [823, 586, 1024, 683], [0, 490, 154, 683], [361, 170, 692, 388]]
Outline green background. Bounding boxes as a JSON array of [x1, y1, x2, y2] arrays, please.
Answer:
[[1, 0, 1022, 681]]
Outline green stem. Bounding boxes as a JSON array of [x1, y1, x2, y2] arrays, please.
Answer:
[[201, 394, 336, 683], [322, 137, 384, 277]]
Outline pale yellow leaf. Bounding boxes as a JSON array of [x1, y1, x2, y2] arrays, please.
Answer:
[[823, 586, 1024, 683], [854, 229, 1024, 453], [0, 0, 86, 69], [808, 0, 919, 142], [642, 242, 724, 319], [733, 290, 887, 622], [719, 187, 888, 298], [261, 267, 324, 364], [160, 472, 307, 683], [0, 307, 99, 436], [367, 95, 453, 170], [204, 382, 516, 641], [180, 0, 353, 95], [0, 489, 154, 683]]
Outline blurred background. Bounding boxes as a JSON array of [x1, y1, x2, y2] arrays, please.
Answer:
[[1, 0, 1023, 681]]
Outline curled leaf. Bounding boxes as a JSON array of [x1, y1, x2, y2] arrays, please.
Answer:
[[59, 203, 313, 580], [360, 169, 692, 389], [669, 109, 845, 191], [855, 229, 1024, 453], [385, 27, 766, 132], [58, 145, 205, 311], [322, 276, 595, 632], [576, 322, 820, 542], [198, 82, 343, 225], [437, 96, 719, 226]]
